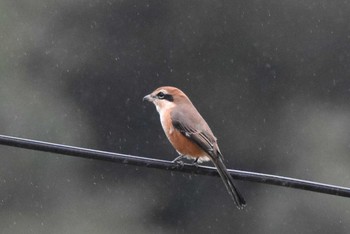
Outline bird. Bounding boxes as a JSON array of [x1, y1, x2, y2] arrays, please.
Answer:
[[143, 86, 246, 209]]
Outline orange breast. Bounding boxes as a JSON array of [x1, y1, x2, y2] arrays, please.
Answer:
[[160, 110, 208, 158]]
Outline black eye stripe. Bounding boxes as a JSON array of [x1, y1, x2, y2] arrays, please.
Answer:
[[163, 94, 174, 102], [156, 92, 173, 102]]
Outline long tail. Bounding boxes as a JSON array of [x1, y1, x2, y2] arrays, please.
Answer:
[[212, 156, 246, 209]]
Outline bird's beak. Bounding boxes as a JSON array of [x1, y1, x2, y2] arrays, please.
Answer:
[[143, 94, 153, 102]]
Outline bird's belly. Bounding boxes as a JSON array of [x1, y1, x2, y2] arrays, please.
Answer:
[[160, 109, 210, 162], [166, 126, 210, 162]]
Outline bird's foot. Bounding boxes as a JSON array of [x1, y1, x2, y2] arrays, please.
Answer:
[[191, 158, 199, 167], [172, 155, 184, 163], [172, 155, 185, 168]]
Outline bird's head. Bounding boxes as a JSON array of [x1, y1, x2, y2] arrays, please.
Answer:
[[143, 86, 190, 113]]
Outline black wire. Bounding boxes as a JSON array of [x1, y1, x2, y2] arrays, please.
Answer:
[[0, 134, 349, 198]]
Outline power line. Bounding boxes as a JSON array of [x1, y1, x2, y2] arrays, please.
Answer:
[[0, 134, 349, 198]]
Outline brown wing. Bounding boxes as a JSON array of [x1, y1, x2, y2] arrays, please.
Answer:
[[171, 104, 246, 209], [171, 107, 222, 159]]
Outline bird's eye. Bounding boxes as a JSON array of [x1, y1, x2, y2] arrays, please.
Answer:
[[157, 92, 165, 99]]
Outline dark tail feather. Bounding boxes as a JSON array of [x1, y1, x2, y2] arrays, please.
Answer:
[[212, 157, 246, 209]]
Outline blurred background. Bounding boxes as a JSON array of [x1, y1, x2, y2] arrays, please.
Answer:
[[0, 0, 350, 233]]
